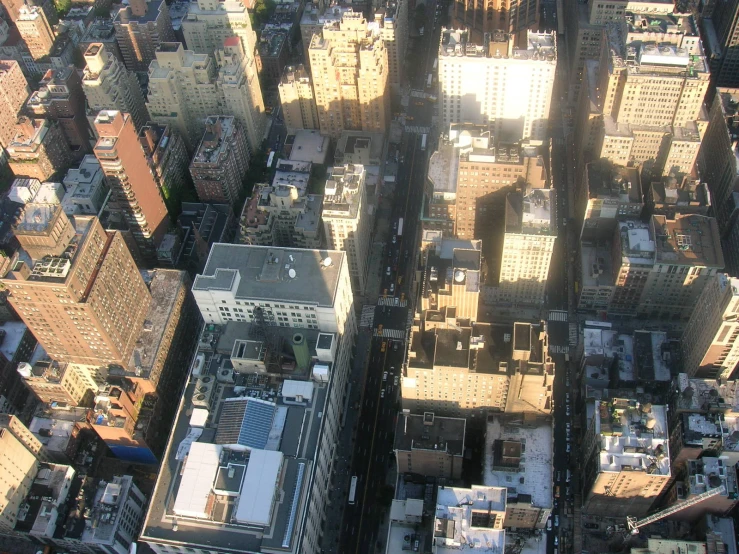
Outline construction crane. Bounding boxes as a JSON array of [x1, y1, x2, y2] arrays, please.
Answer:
[[625, 485, 726, 535]]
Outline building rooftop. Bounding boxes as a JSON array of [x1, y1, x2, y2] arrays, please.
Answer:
[[258, 30, 287, 58], [322, 164, 364, 218], [335, 132, 385, 166], [191, 116, 237, 166], [288, 130, 329, 165], [582, 324, 634, 383], [484, 416, 554, 510], [0, 321, 29, 362], [632, 538, 707, 554], [28, 415, 77, 455], [193, 244, 346, 308], [686, 456, 738, 498], [14, 463, 75, 537], [115, 0, 166, 24], [504, 189, 554, 236], [435, 485, 506, 553], [593, 399, 670, 476], [140, 321, 335, 552], [580, 244, 615, 288], [78, 475, 137, 545], [394, 412, 465, 455], [586, 160, 643, 205], [648, 175, 710, 214], [618, 220, 656, 265], [632, 330, 674, 382], [272, 159, 311, 194], [652, 214, 723, 268], [300, 4, 353, 27], [674, 373, 739, 413], [439, 28, 556, 63]]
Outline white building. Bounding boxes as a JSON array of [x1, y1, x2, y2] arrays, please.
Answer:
[[438, 29, 556, 142], [434, 486, 506, 553], [62, 155, 109, 216], [497, 188, 556, 307], [322, 164, 372, 295]]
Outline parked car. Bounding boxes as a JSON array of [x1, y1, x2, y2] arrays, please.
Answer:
[[383, 371, 388, 381]]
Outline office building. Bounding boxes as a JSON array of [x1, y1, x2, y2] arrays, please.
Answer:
[[190, 116, 249, 205], [61, 155, 109, 216], [2, 215, 151, 366], [299, 4, 353, 74], [308, 11, 390, 138], [394, 412, 465, 479], [114, 0, 175, 73], [278, 64, 319, 134], [26, 68, 91, 159], [496, 188, 555, 307], [239, 182, 323, 249], [452, 0, 538, 43], [7, 117, 73, 181], [581, 399, 671, 517], [681, 273, 739, 379], [142, 246, 357, 554], [0, 60, 29, 149], [439, 29, 555, 142], [485, 416, 553, 529], [322, 164, 372, 295], [82, 43, 150, 131], [179, 0, 265, 145], [138, 122, 191, 209], [16, 4, 54, 60], [0, 322, 36, 416], [94, 110, 169, 262], [371, 1, 408, 91], [0, 425, 39, 532]]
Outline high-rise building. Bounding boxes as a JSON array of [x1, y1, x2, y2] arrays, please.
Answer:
[[452, 0, 538, 43], [581, 399, 671, 517], [702, 0, 739, 88], [438, 29, 556, 142], [138, 121, 191, 210], [16, 5, 54, 60], [496, 188, 555, 307], [256, 30, 289, 88], [114, 0, 175, 73], [180, 0, 265, 144], [61, 155, 109, 216], [189, 116, 249, 205], [681, 273, 739, 379], [26, 67, 91, 159], [7, 117, 73, 181], [79, 18, 122, 62], [94, 110, 169, 262], [0, 322, 36, 416], [17, 358, 100, 406], [0, 425, 39, 532], [0, 60, 29, 149], [371, 0, 408, 92], [0, 415, 46, 462], [394, 412, 465, 479], [322, 164, 372, 295], [82, 43, 150, 131], [299, 4, 353, 74], [2, 215, 152, 365], [308, 11, 390, 138], [278, 64, 319, 134]]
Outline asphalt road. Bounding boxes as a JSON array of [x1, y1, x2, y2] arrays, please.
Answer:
[[337, 2, 446, 553]]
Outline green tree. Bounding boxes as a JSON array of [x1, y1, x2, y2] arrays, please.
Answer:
[[54, 0, 71, 17], [252, 0, 276, 29]]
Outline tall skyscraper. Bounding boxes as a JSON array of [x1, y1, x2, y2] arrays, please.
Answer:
[[681, 273, 739, 379], [113, 0, 175, 73], [2, 215, 152, 366], [371, 1, 408, 91], [0, 60, 29, 149], [309, 11, 390, 137], [322, 164, 372, 295], [189, 116, 249, 205], [82, 43, 150, 131], [439, 29, 556, 142], [702, 0, 739, 88], [93, 110, 169, 263], [15, 5, 54, 60], [26, 67, 91, 159], [278, 64, 319, 134], [138, 122, 191, 209], [452, 0, 539, 43], [0, 425, 39, 532], [299, 4, 353, 74]]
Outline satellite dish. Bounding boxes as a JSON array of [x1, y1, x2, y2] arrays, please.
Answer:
[[454, 269, 465, 282], [288, 268, 296, 278], [323, 257, 332, 267]]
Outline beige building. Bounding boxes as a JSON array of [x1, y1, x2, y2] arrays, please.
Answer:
[[394, 412, 465, 479], [82, 43, 150, 131], [0, 426, 39, 532], [496, 188, 555, 307], [12, 202, 75, 262], [17, 359, 100, 406], [0, 60, 29, 149], [309, 11, 389, 138], [581, 399, 671, 517], [299, 4, 353, 75], [439, 29, 556, 142], [0, 414, 49, 462], [371, 0, 407, 91], [180, 0, 265, 148], [278, 64, 319, 134], [681, 273, 739, 379], [16, 5, 54, 60], [2, 215, 152, 366], [420, 239, 482, 320], [452, 0, 538, 43], [322, 164, 372, 295], [147, 41, 263, 153]]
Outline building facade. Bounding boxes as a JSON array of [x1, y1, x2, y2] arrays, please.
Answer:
[[0, 426, 39, 532], [278, 64, 319, 134], [114, 0, 175, 73], [0, 60, 29, 149], [138, 121, 191, 211], [16, 5, 54, 60], [7, 117, 73, 181]]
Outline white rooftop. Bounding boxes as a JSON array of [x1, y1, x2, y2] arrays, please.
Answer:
[[435, 485, 506, 553], [173, 442, 222, 519], [281, 380, 314, 403], [233, 449, 283, 526], [189, 408, 209, 428], [484, 417, 553, 509], [582, 326, 634, 382]]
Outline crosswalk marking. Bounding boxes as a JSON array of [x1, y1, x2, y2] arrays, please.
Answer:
[[405, 125, 431, 134], [549, 345, 569, 354], [374, 328, 406, 339], [569, 323, 579, 347], [360, 305, 375, 328], [377, 297, 408, 307], [548, 310, 568, 322]]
